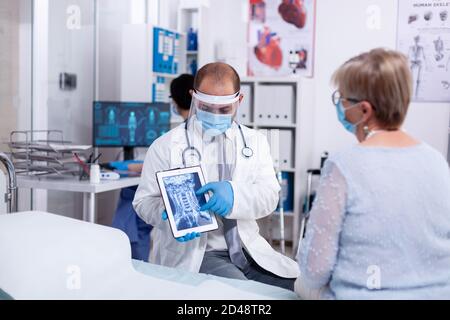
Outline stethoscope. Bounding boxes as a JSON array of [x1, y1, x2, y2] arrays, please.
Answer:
[[182, 120, 254, 167]]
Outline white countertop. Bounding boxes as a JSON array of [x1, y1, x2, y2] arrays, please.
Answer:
[[16, 175, 141, 193]]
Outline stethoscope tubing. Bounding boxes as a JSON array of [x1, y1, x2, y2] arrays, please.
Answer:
[[182, 120, 253, 167]]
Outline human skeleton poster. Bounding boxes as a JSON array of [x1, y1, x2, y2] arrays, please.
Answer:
[[397, 0, 450, 102]]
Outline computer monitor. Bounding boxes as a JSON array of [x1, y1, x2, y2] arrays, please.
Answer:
[[93, 101, 171, 159]]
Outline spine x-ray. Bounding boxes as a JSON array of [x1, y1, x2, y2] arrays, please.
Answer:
[[163, 173, 212, 231]]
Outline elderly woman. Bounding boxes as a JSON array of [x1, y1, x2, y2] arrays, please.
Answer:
[[295, 48, 450, 299]]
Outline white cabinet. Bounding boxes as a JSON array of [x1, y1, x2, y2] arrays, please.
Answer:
[[278, 130, 294, 169], [256, 85, 295, 126], [177, 0, 213, 75], [240, 77, 315, 257], [236, 84, 253, 124]]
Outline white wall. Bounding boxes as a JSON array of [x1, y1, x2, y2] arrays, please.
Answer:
[[206, 0, 248, 73], [311, 0, 450, 165], [98, 0, 144, 101], [159, 0, 180, 30]]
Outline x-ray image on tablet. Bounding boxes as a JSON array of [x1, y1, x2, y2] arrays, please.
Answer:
[[156, 166, 218, 238]]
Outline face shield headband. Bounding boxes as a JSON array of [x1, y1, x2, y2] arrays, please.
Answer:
[[192, 90, 241, 105], [189, 89, 241, 136]]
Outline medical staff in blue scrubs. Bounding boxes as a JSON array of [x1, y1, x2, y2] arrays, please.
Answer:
[[111, 74, 195, 261]]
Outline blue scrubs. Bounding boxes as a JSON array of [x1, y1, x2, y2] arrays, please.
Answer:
[[112, 186, 152, 261]]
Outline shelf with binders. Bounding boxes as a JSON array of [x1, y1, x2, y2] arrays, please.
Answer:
[[238, 77, 303, 254], [276, 171, 295, 214], [239, 80, 297, 127]]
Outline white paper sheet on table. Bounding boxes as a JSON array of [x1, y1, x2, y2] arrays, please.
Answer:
[[48, 143, 91, 152]]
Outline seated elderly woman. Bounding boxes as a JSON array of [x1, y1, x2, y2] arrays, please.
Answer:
[[295, 48, 450, 299]]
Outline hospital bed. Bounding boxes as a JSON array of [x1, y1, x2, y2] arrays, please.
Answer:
[[0, 212, 298, 300]]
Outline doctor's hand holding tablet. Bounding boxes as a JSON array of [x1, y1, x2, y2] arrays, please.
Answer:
[[156, 166, 234, 243]]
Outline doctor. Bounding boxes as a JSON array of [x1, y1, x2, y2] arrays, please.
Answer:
[[133, 62, 299, 290]]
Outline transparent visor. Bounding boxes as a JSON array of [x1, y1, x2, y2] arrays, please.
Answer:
[[182, 90, 241, 167], [187, 90, 241, 135], [189, 90, 240, 114]]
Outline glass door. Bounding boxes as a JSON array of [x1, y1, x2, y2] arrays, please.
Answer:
[[0, 0, 33, 212], [45, 0, 96, 218]]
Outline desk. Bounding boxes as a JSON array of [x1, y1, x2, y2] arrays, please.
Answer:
[[16, 175, 141, 223]]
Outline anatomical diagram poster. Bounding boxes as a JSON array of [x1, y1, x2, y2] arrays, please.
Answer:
[[248, 0, 316, 77], [397, 0, 450, 102]]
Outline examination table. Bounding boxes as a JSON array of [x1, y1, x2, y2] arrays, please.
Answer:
[[0, 212, 298, 300]]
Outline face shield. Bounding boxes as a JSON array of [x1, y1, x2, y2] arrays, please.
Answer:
[[187, 89, 241, 138]]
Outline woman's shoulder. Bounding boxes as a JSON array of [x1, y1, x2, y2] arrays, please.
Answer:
[[327, 142, 448, 174], [319, 146, 360, 180], [416, 142, 450, 168], [326, 145, 362, 166]]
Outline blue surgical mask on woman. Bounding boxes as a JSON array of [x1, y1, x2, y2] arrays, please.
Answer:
[[335, 100, 364, 134], [196, 108, 233, 135]]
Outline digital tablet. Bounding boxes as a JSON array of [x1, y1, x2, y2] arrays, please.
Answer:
[[156, 166, 218, 238]]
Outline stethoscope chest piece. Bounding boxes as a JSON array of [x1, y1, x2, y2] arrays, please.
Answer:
[[242, 147, 253, 158], [182, 146, 202, 166]]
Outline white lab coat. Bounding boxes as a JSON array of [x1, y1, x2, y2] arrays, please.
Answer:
[[133, 122, 300, 279]]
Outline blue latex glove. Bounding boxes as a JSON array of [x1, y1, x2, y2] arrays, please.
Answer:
[[109, 160, 143, 171], [196, 181, 234, 217], [162, 210, 200, 242]]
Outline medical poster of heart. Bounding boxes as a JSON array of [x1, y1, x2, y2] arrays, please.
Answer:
[[248, 0, 316, 77], [396, 0, 450, 102]]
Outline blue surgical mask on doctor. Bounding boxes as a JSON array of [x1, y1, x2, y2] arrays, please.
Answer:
[[196, 108, 233, 135], [192, 89, 240, 136]]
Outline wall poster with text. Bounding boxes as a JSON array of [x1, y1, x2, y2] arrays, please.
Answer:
[[397, 0, 450, 102]]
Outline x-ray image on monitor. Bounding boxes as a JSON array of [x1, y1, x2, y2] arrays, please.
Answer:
[[156, 166, 218, 238], [93, 101, 170, 147]]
